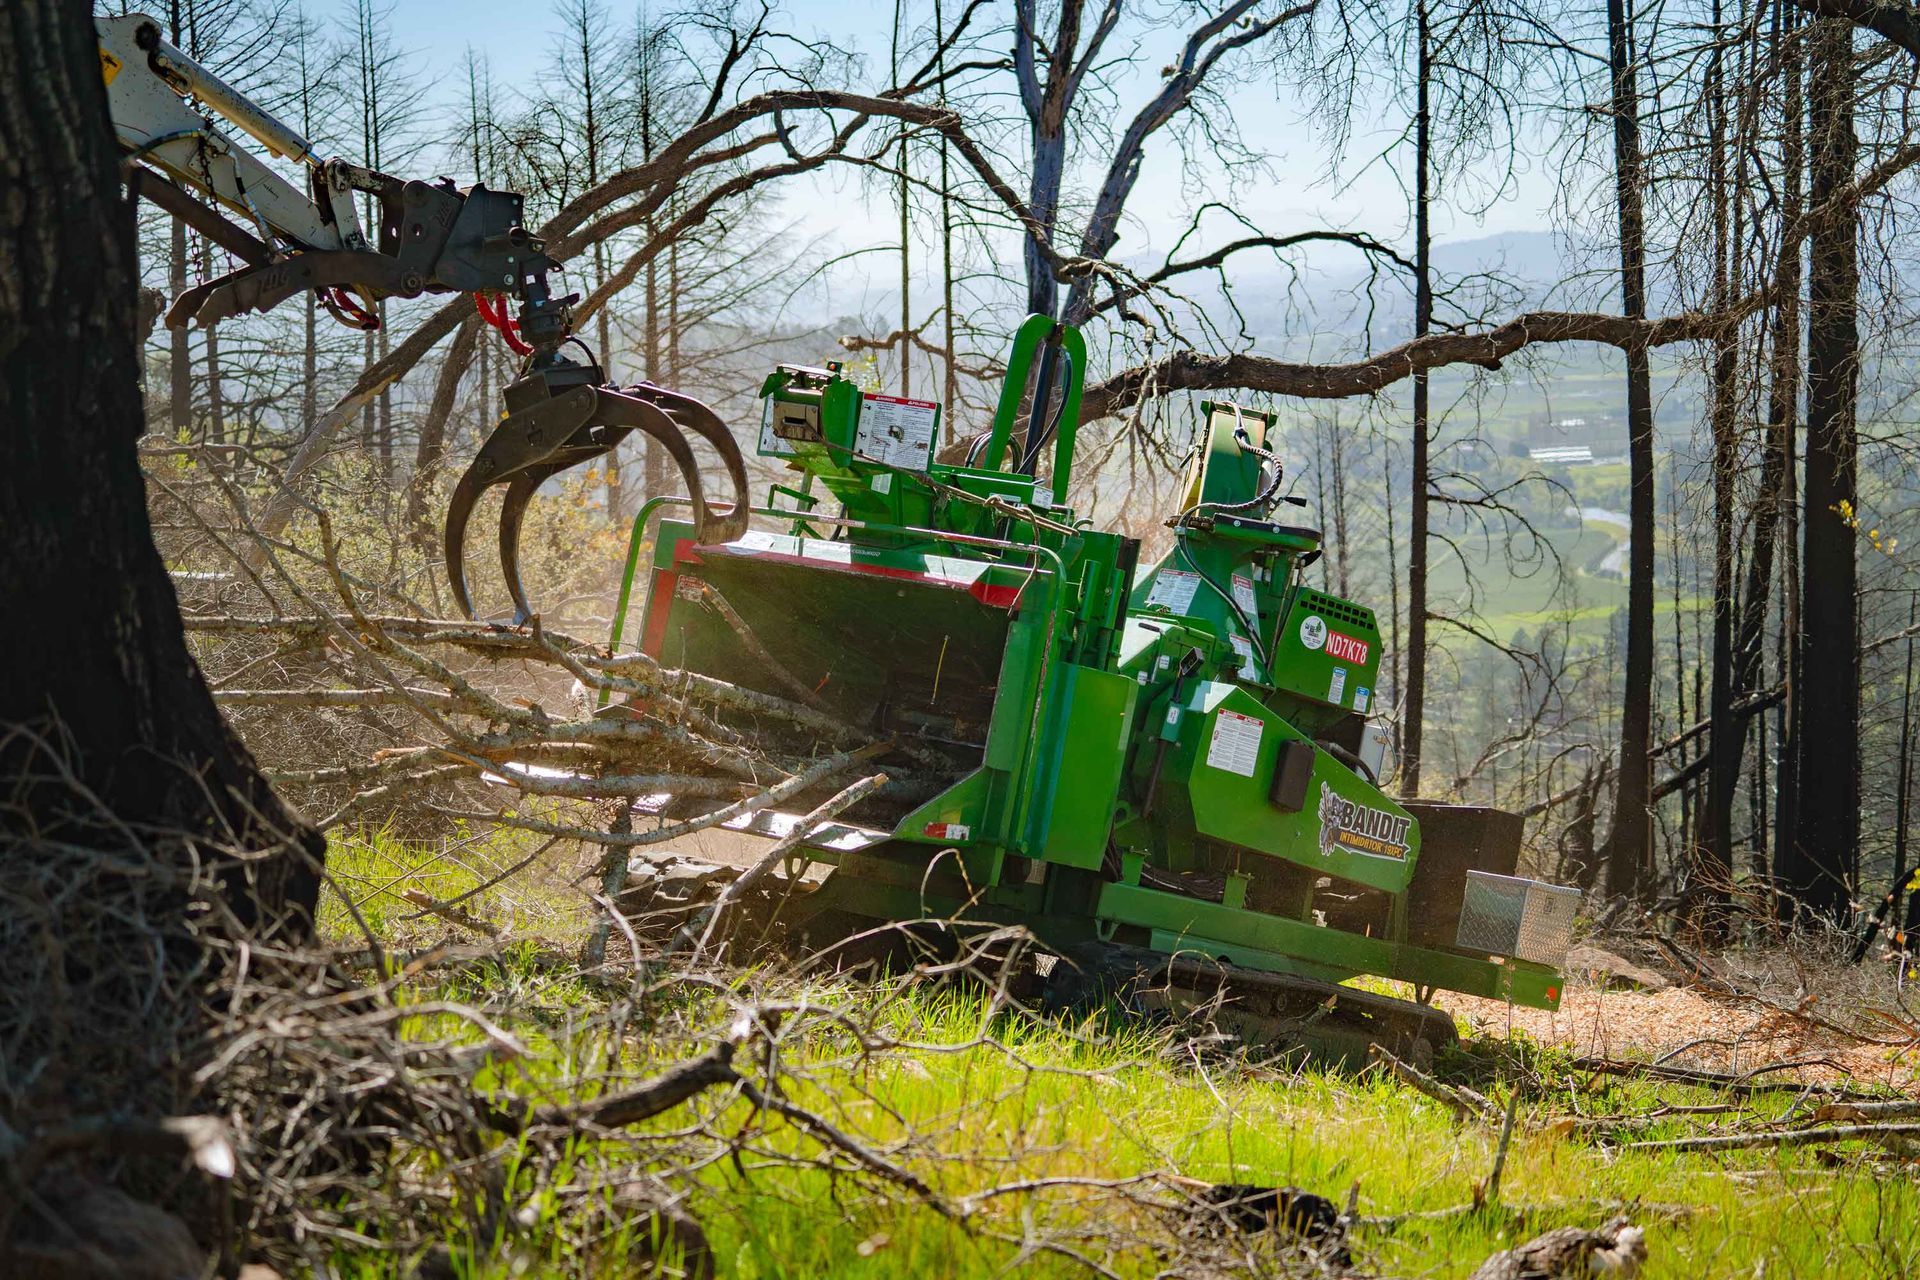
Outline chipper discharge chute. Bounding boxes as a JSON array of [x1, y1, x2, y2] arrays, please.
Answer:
[[615, 314, 1581, 1060]]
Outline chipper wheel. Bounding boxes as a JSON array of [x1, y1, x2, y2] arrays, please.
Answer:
[[1043, 944, 1459, 1069]]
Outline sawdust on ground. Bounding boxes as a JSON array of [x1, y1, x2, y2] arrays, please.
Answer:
[[1437, 981, 1920, 1092]]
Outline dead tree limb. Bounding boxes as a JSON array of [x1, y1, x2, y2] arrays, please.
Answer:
[[1624, 1122, 1920, 1153]]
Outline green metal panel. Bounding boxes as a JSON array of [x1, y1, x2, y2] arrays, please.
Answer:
[[1095, 881, 1563, 1010], [895, 767, 993, 846], [1173, 682, 1419, 895], [1143, 929, 1354, 985], [984, 619, 1046, 773], [1192, 401, 1278, 508], [1270, 586, 1383, 719], [1032, 664, 1136, 869]]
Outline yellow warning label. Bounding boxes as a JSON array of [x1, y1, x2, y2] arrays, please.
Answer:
[[100, 48, 123, 86]]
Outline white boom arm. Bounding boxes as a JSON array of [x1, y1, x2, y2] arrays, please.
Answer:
[[99, 13, 368, 259], [97, 11, 568, 335]]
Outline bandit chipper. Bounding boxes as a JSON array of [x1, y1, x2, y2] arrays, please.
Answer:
[[603, 315, 1581, 1058], [104, 10, 1579, 1056]]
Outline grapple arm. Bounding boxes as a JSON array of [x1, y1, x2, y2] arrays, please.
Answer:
[[98, 13, 751, 624]]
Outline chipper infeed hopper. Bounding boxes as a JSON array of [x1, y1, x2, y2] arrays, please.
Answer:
[[613, 314, 1580, 1058]]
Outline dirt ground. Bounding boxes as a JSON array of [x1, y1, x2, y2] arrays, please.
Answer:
[[1439, 978, 1920, 1091]]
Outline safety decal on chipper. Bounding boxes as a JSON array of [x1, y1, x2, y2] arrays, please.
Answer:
[[1316, 783, 1413, 860], [855, 394, 940, 469], [1142, 568, 1202, 613], [1205, 709, 1263, 777], [1231, 574, 1259, 618]]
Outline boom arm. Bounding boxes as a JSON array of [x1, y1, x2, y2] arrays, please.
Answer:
[[99, 12, 750, 624], [100, 12, 563, 334]]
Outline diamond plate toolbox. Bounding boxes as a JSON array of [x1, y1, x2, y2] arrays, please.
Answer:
[[1455, 870, 1581, 966]]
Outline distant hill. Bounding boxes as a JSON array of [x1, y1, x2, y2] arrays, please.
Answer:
[[1195, 229, 1632, 349]]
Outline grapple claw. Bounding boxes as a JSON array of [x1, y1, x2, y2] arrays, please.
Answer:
[[444, 468, 486, 619], [444, 372, 751, 621], [443, 381, 598, 620], [629, 385, 752, 544], [497, 463, 569, 625]]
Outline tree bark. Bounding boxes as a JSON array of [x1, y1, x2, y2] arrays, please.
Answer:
[[1599, 0, 1657, 899], [1404, 0, 1433, 799], [1783, 16, 1860, 922], [1014, 0, 1082, 318], [1730, 0, 1803, 894], [1697, 0, 1741, 930], [203, 238, 225, 447], [166, 1, 190, 441], [0, 0, 322, 928], [408, 314, 479, 547]]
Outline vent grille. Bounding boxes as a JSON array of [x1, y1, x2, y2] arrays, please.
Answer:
[[1294, 590, 1375, 632]]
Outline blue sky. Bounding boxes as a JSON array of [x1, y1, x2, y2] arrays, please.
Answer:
[[380, 0, 1564, 311]]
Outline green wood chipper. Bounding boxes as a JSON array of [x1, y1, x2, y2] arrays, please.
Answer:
[[90, 8, 1577, 1056], [599, 315, 1581, 1058]]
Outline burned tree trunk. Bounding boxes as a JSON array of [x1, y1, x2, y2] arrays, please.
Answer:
[[0, 1, 322, 927], [1697, 0, 1742, 931], [1599, 0, 1657, 900], [1782, 15, 1860, 923], [1403, 0, 1434, 799]]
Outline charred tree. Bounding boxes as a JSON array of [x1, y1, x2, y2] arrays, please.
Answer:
[[1781, 15, 1860, 922], [1599, 0, 1657, 900], [0, 0, 323, 923], [166, 0, 192, 439], [1403, 0, 1434, 799], [1697, 0, 1741, 930], [1739, 0, 1804, 893]]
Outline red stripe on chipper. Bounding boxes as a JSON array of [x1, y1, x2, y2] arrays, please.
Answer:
[[638, 567, 680, 657], [676, 540, 1022, 609]]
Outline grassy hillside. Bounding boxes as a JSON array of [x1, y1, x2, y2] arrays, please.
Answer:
[[314, 831, 1920, 1279]]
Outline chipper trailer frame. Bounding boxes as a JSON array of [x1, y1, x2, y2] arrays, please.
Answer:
[[605, 315, 1582, 1058]]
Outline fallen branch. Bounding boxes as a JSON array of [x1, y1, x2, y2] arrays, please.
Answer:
[[1371, 1046, 1498, 1123], [185, 613, 596, 652], [1571, 1056, 1878, 1097], [1812, 1099, 1920, 1123], [531, 1040, 744, 1132], [1624, 1122, 1920, 1154], [400, 889, 500, 938], [682, 578, 831, 712], [215, 687, 462, 709], [515, 1011, 946, 1210], [488, 741, 889, 848], [1480, 1090, 1521, 1207], [1356, 1197, 1699, 1230]]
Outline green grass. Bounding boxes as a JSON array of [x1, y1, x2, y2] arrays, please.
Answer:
[[669, 1004, 1917, 1278], [310, 840, 1920, 1280], [321, 823, 593, 945], [329, 973, 1920, 1277]]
